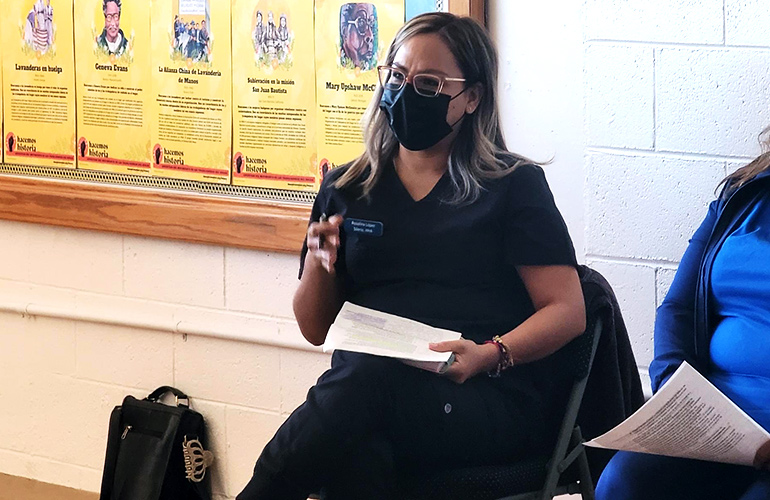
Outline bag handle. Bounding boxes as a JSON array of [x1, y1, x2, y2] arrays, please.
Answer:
[[146, 386, 190, 407]]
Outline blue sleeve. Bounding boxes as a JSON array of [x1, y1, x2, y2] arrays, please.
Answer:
[[649, 200, 719, 393]]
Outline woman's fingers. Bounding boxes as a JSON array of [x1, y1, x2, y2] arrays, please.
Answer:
[[753, 440, 770, 470], [430, 339, 472, 384], [432, 340, 500, 384], [307, 215, 343, 273], [309, 215, 343, 247], [327, 214, 344, 226], [429, 339, 466, 353]]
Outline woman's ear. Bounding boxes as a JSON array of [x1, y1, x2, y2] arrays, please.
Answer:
[[465, 83, 484, 114]]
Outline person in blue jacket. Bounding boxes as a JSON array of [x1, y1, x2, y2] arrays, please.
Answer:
[[596, 128, 770, 500], [237, 12, 587, 500]]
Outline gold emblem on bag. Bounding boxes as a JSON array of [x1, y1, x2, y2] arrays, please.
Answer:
[[182, 436, 214, 483]]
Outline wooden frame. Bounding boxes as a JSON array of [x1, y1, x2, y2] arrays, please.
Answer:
[[0, 175, 309, 252], [447, 0, 485, 23], [0, 0, 485, 254]]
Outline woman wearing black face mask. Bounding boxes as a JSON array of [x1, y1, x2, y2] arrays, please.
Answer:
[[237, 13, 585, 500]]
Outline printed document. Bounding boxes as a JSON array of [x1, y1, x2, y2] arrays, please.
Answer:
[[323, 302, 461, 373], [585, 361, 770, 466]]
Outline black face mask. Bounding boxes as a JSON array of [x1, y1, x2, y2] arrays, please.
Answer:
[[379, 83, 466, 151]]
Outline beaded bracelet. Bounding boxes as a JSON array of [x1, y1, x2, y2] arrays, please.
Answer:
[[484, 335, 515, 378]]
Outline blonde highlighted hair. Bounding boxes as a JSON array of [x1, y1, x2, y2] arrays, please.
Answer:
[[334, 12, 528, 204]]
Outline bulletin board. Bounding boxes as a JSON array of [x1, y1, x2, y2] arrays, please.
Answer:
[[0, 0, 485, 253]]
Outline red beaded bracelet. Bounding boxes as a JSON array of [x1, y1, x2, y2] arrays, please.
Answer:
[[484, 335, 515, 378]]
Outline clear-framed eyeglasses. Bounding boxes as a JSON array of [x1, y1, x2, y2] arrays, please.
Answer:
[[347, 13, 375, 36], [377, 65, 466, 98]]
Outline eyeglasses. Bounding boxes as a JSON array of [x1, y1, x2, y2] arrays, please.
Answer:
[[104, 13, 120, 22], [347, 13, 375, 36], [377, 65, 466, 98]]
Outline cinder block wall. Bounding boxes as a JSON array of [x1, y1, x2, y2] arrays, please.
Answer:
[[583, 0, 770, 370], [490, 0, 770, 381], [0, 224, 330, 499]]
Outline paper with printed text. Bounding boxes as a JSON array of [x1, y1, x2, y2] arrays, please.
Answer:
[[323, 302, 460, 373], [585, 362, 770, 466]]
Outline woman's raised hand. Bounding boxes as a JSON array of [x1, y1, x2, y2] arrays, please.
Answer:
[[306, 214, 344, 274]]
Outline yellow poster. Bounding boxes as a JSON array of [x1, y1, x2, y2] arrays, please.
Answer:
[[314, 0, 403, 179], [74, 0, 151, 174], [2, 0, 76, 168], [150, 0, 232, 183], [231, 0, 317, 191], [1, 16, 3, 163]]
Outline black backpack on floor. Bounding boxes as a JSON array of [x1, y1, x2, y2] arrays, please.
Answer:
[[99, 386, 213, 500]]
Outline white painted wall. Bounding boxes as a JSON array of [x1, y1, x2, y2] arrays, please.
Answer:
[[1, 1, 770, 497], [489, 0, 586, 257], [0, 223, 330, 499], [492, 0, 770, 376]]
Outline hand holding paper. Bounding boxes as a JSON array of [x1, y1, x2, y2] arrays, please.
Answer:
[[429, 338, 498, 384], [323, 302, 461, 373], [754, 440, 770, 470]]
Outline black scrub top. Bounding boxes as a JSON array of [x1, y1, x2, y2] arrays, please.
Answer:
[[301, 161, 578, 416]]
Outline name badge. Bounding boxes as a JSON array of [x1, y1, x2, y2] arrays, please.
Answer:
[[344, 218, 384, 237]]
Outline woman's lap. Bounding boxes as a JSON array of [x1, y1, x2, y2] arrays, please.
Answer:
[[322, 351, 543, 468], [739, 473, 770, 500], [596, 450, 765, 500], [238, 351, 549, 499]]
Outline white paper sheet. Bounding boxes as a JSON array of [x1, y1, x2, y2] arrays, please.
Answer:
[[585, 362, 770, 466], [323, 302, 461, 373]]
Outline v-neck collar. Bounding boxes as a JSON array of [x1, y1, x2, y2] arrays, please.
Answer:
[[387, 162, 449, 204]]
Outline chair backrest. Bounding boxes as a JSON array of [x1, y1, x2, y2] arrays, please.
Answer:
[[557, 314, 603, 432], [574, 264, 645, 482], [527, 315, 602, 500], [554, 314, 602, 382]]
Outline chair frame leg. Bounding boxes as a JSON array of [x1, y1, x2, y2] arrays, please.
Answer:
[[572, 427, 595, 500]]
